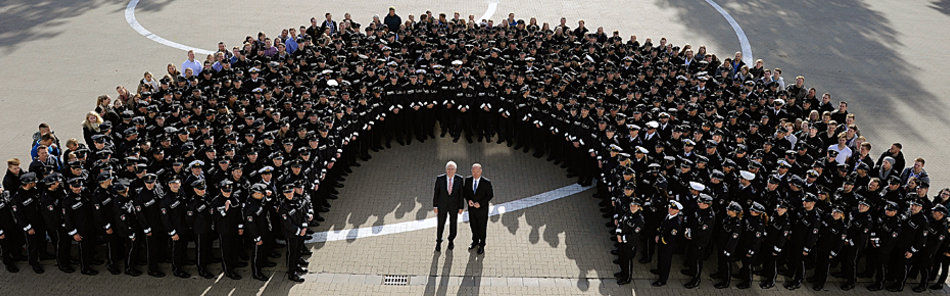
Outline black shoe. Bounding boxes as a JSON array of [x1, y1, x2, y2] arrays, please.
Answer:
[[651, 280, 666, 287], [840, 282, 854, 291], [684, 279, 700, 289], [930, 283, 946, 290], [886, 284, 904, 292], [760, 281, 774, 289], [679, 269, 692, 276], [714, 281, 730, 289], [107, 265, 120, 275], [435, 244, 441, 252], [912, 285, 927, 293], [31, 265, 44, 274], [148, 270, 165, 278], [125, 268, 142, 277], [638, 257, 650, 264], [314, 215, 325, 222], [5, 264, 19, 273], [448, 241, 454, 250], [199, 270, 215, 279], [866, 283, 883, 291], [610, 250, 619, 255], [81, 269, 99, 276], [174, 270, 191, 278], [785, 281, 801, 290], [649, 269, 659, 275], [236, 261, 248, 268], [612, 259, 620, 264], [812, 284, 824, 291], [288, 273, 305, 282], [617, 278, 631, 285], [253, 272, 268, 281], [58, 265, 75, 274], [737, 281, 750, 289], [226, 272, 242, 280], [477, 246, 484, 255]]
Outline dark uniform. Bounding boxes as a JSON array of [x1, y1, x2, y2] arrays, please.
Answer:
[[211, 180, 244, 280], [133, 174, 166, 278], [652, 200, 683, 287], [683, 194, 714, 288], [61, 178, 98, 275], [278, 184, 309, 282], [614, 198, 644, 285]]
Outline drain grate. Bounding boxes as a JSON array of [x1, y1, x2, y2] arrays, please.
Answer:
[[382, 274, 410, 286]]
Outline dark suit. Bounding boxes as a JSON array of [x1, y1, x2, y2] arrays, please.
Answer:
[[433, 173, 464, 242], [464, 176, 493, 247]]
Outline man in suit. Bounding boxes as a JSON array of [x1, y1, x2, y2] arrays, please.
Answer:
[[464, 163, 493, 255], [433, 161, 464, 252]]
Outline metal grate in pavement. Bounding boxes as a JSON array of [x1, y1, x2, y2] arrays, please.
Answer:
[[382, 274, 410, 286]]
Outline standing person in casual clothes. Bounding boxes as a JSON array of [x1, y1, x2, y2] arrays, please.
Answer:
[[383, 7, 401, 33]]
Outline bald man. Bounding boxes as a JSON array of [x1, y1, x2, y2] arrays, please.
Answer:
[[464, 163, 493, 255]]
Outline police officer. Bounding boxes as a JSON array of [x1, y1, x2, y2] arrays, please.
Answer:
[[888, 199, 928, 292], [189, 179, 216, 279], [759, 200, 790, 289], [244, 183, 274, 281], [915, 204, 948, 292], [839, 198, 872, 290], [784, 193, 822, 290], [278, 184, 307, 282], [651, 200, 683, 287], [159, 177, 191, 278], [133, 173, 166, 278], [683, 193, 714, 288], [736, 202, 767, 289], [62, 177, 98, 275], [12, 172, 45, 274], [0, 190, 19, 273], [867, 201, 902, 291], [614, 198, 643, 285], [211, 180, 244, 280], [714, 201, 742, 289], [811, 206, 848, 291]]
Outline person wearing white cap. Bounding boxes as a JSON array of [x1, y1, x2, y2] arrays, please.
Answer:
[[652, 199, 683, 287]]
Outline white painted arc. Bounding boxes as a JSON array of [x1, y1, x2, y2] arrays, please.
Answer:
[[305, 183, 592, 243], [702, 0, 753, 65], [124, 0, 216, 55], [480, 0, 500, 22]]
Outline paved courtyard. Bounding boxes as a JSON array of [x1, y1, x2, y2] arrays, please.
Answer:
[[2, 0, 950, 295]]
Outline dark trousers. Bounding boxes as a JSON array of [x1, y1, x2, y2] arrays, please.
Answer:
[[285, 235, 302, 275], [656, 243, 673, 283], [24, 230, 44, 267], [436, 209, 458, 243], [684, 243, 705, 280], [170, 236, 188, 272], [56, 229, 71, 268], [195, 233, 212, 273], [76, 235, 94, 271], [251, 241, 265, 276], [124, 236, 139, 272], [218, 233, 238, 273], [144, 234, 162, 272], [469, 209, 488, 246], [618, 242, 636, 279]]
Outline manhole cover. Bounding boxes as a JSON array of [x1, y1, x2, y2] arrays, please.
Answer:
[[382, 274, 410, 286]]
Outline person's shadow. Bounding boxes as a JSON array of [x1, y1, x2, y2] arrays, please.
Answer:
[[458, 252, 483, 296], [423, 250, 454, 296]]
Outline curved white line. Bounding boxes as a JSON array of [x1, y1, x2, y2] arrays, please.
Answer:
[[306, 183, 592, 243], [702, 0, 753, 65], [479, 0, 499, 22], [125, 0, 215, 55]]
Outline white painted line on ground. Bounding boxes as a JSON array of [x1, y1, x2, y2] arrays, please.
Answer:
[[703, 0, 753, 65], [306, 183, 592, 243], [125, 0, 215, 55], [480, 0, 499, 21]]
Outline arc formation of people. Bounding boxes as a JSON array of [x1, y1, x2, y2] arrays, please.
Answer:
[[0, 7, 947, 292]]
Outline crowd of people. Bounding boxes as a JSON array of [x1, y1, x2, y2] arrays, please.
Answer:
[[0, 6, 947, 291]]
